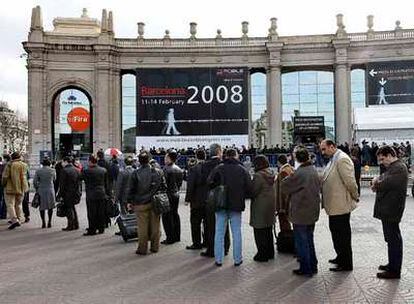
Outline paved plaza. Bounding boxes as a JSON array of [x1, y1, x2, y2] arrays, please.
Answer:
[[1, 187, 414, 304]]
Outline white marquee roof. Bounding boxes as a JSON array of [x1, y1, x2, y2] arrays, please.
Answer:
[[354, 104, 414, 130]]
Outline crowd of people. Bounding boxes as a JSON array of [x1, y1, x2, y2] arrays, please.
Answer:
[[0, 139, 410, 280]]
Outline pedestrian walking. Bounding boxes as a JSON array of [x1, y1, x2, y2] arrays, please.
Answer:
[[34, 158, 56, 228]]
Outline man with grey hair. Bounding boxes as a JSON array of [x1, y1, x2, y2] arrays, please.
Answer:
[[200, 143, 230, 257]]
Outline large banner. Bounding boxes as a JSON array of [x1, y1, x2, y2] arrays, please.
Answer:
[[136, 68, 249, 149], [367, 61, 414, 105]]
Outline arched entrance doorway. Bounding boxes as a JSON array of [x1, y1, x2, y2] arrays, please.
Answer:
[[52, 87, 93, 159]]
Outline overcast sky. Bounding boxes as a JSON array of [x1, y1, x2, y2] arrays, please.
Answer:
[[0, 0, 413, 115]]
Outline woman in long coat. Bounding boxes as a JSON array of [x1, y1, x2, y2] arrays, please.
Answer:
[[34, 158, 56, 228], [250, 155, 276, 262]]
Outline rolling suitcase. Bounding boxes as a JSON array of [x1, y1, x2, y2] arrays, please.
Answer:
[[116, 210, 138, 242], [273, 213, 295, 254]]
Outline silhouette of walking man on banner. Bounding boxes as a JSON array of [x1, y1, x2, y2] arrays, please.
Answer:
[[165, 108, 181, 135]]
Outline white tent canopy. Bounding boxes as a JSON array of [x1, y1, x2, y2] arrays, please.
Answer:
[[354, 104, 414, 144]]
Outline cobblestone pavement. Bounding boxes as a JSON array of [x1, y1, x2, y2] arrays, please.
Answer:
[[1, 187, 414, 304]]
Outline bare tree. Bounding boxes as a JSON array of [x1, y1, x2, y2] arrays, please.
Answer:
[[0, 101, 28, 154]]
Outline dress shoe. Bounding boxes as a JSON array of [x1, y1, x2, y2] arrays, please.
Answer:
[[83, 232, 96, 236], [150, 249, 159, 253], [292, 269, 313, 277], [234, 261, 243, 267], [376, 271, 400, 279], [161, 240, 175, 245], [47, 222, 52, 228], [329, 266, 353, 272], [41, 223, 46, 229], [215, 262, 222, 267], [62, 227, 74, 231], [24, 217, 30, 223], [328, 258, 339, 264], [98, 229, 104, 234], [200, 251, 214, 258], [186, 244, 202, 250], [135, 250, 147, 255], [8, 222, 21, 230], [378, 264, 390, 271], [253, 254, 269, 262]]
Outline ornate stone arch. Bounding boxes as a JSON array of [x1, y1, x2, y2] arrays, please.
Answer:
[[48, 77, 94, 107]]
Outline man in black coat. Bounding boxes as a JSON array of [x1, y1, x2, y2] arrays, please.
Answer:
[[82, 154, 109, 236], [161, 150, 184, 244], [97, 150, 112, 197], [371, 145, 408, 279], [59, 156, 81, 231], [185, 149, 207, 250], [200, 144, 230, 258]]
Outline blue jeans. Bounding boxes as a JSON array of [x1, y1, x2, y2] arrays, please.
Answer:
[[382, 220, 403, 273], [215, 211, 242, 264], [294, 224, 318, 274]]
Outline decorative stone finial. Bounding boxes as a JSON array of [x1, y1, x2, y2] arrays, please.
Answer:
[[101, 9, 108, 33], [30, 6, 43, 31], [190, 22, 197, 39], [395, 20, 402, 30], [164, 30, 170, 39], [81, 8, 88, 18], [216, 29, 222, 39], [137, 22, 145, 38], [367, 15, 374, 32], [108, 11, 114, 33], [336, 14, 346, 37], [242, 21, 249, 38], [268, 17, 278, 40]]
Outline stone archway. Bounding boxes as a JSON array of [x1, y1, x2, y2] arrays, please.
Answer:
[[51, 85, 93, 159]]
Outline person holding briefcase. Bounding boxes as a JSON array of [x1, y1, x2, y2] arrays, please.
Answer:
[[207, 148, 252, 267]]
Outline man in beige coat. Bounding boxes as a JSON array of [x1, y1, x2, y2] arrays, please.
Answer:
[[1, 152, 29, 230], [320, 139, 359, 272]]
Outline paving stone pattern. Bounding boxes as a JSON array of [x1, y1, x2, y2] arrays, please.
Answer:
[[1, 188, 414, 304]]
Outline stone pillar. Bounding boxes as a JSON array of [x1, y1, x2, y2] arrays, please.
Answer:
[[334, 64, 352, 144], [94, 51, 111, 151], [27, 61, 45, 165], [266, 66, 282, 146], [333, 39, 351, 144], [110, 69, 122, 149]]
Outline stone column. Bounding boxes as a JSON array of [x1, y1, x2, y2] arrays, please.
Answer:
[[27, 62, 45, 164], [334, 63, 352, 144], [110, 68, 122, 149], [266, 66, 282, 146], [94, 54, 111, 151]]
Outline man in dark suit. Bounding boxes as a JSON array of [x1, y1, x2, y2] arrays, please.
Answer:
[[82, 155, 109, 236], [59, 156, 81, 231], [161, 150, 184, 244], [371, 145, 408, 279], [185, 149, 207, 250]]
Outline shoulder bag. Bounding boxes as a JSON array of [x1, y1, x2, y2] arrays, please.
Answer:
[[150, 168, 170, 215]]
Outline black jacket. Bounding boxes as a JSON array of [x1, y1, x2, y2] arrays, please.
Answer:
[[185, 161, 205, 208], [115, 166, 135, 203], [82, 165, 109, 201], [198, 157, 221, 203], [374, 159, 408, 222], [128, 164, 165, 205], [59, 164, 81, 206], [208, 158, 252, 212], [163, 163, 183, 194]]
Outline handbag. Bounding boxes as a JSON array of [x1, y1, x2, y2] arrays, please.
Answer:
[[206, 170, 228, 211], [151, 192, 170, 215], [31, 193, 40, 208], [106, 197, 120, 218], [150, 167, 170, 215], [56, 202, 67, 217]]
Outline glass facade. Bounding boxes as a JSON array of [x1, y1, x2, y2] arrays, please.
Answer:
[[351, 69, 366, 109], [251, 72, 266, 121], [121, 74, 136, 152], [53, 88, 91, 157], [281, 71, 335, 144]]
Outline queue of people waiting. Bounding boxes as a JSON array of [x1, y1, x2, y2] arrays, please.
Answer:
[[0, 140, 409, 280]]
